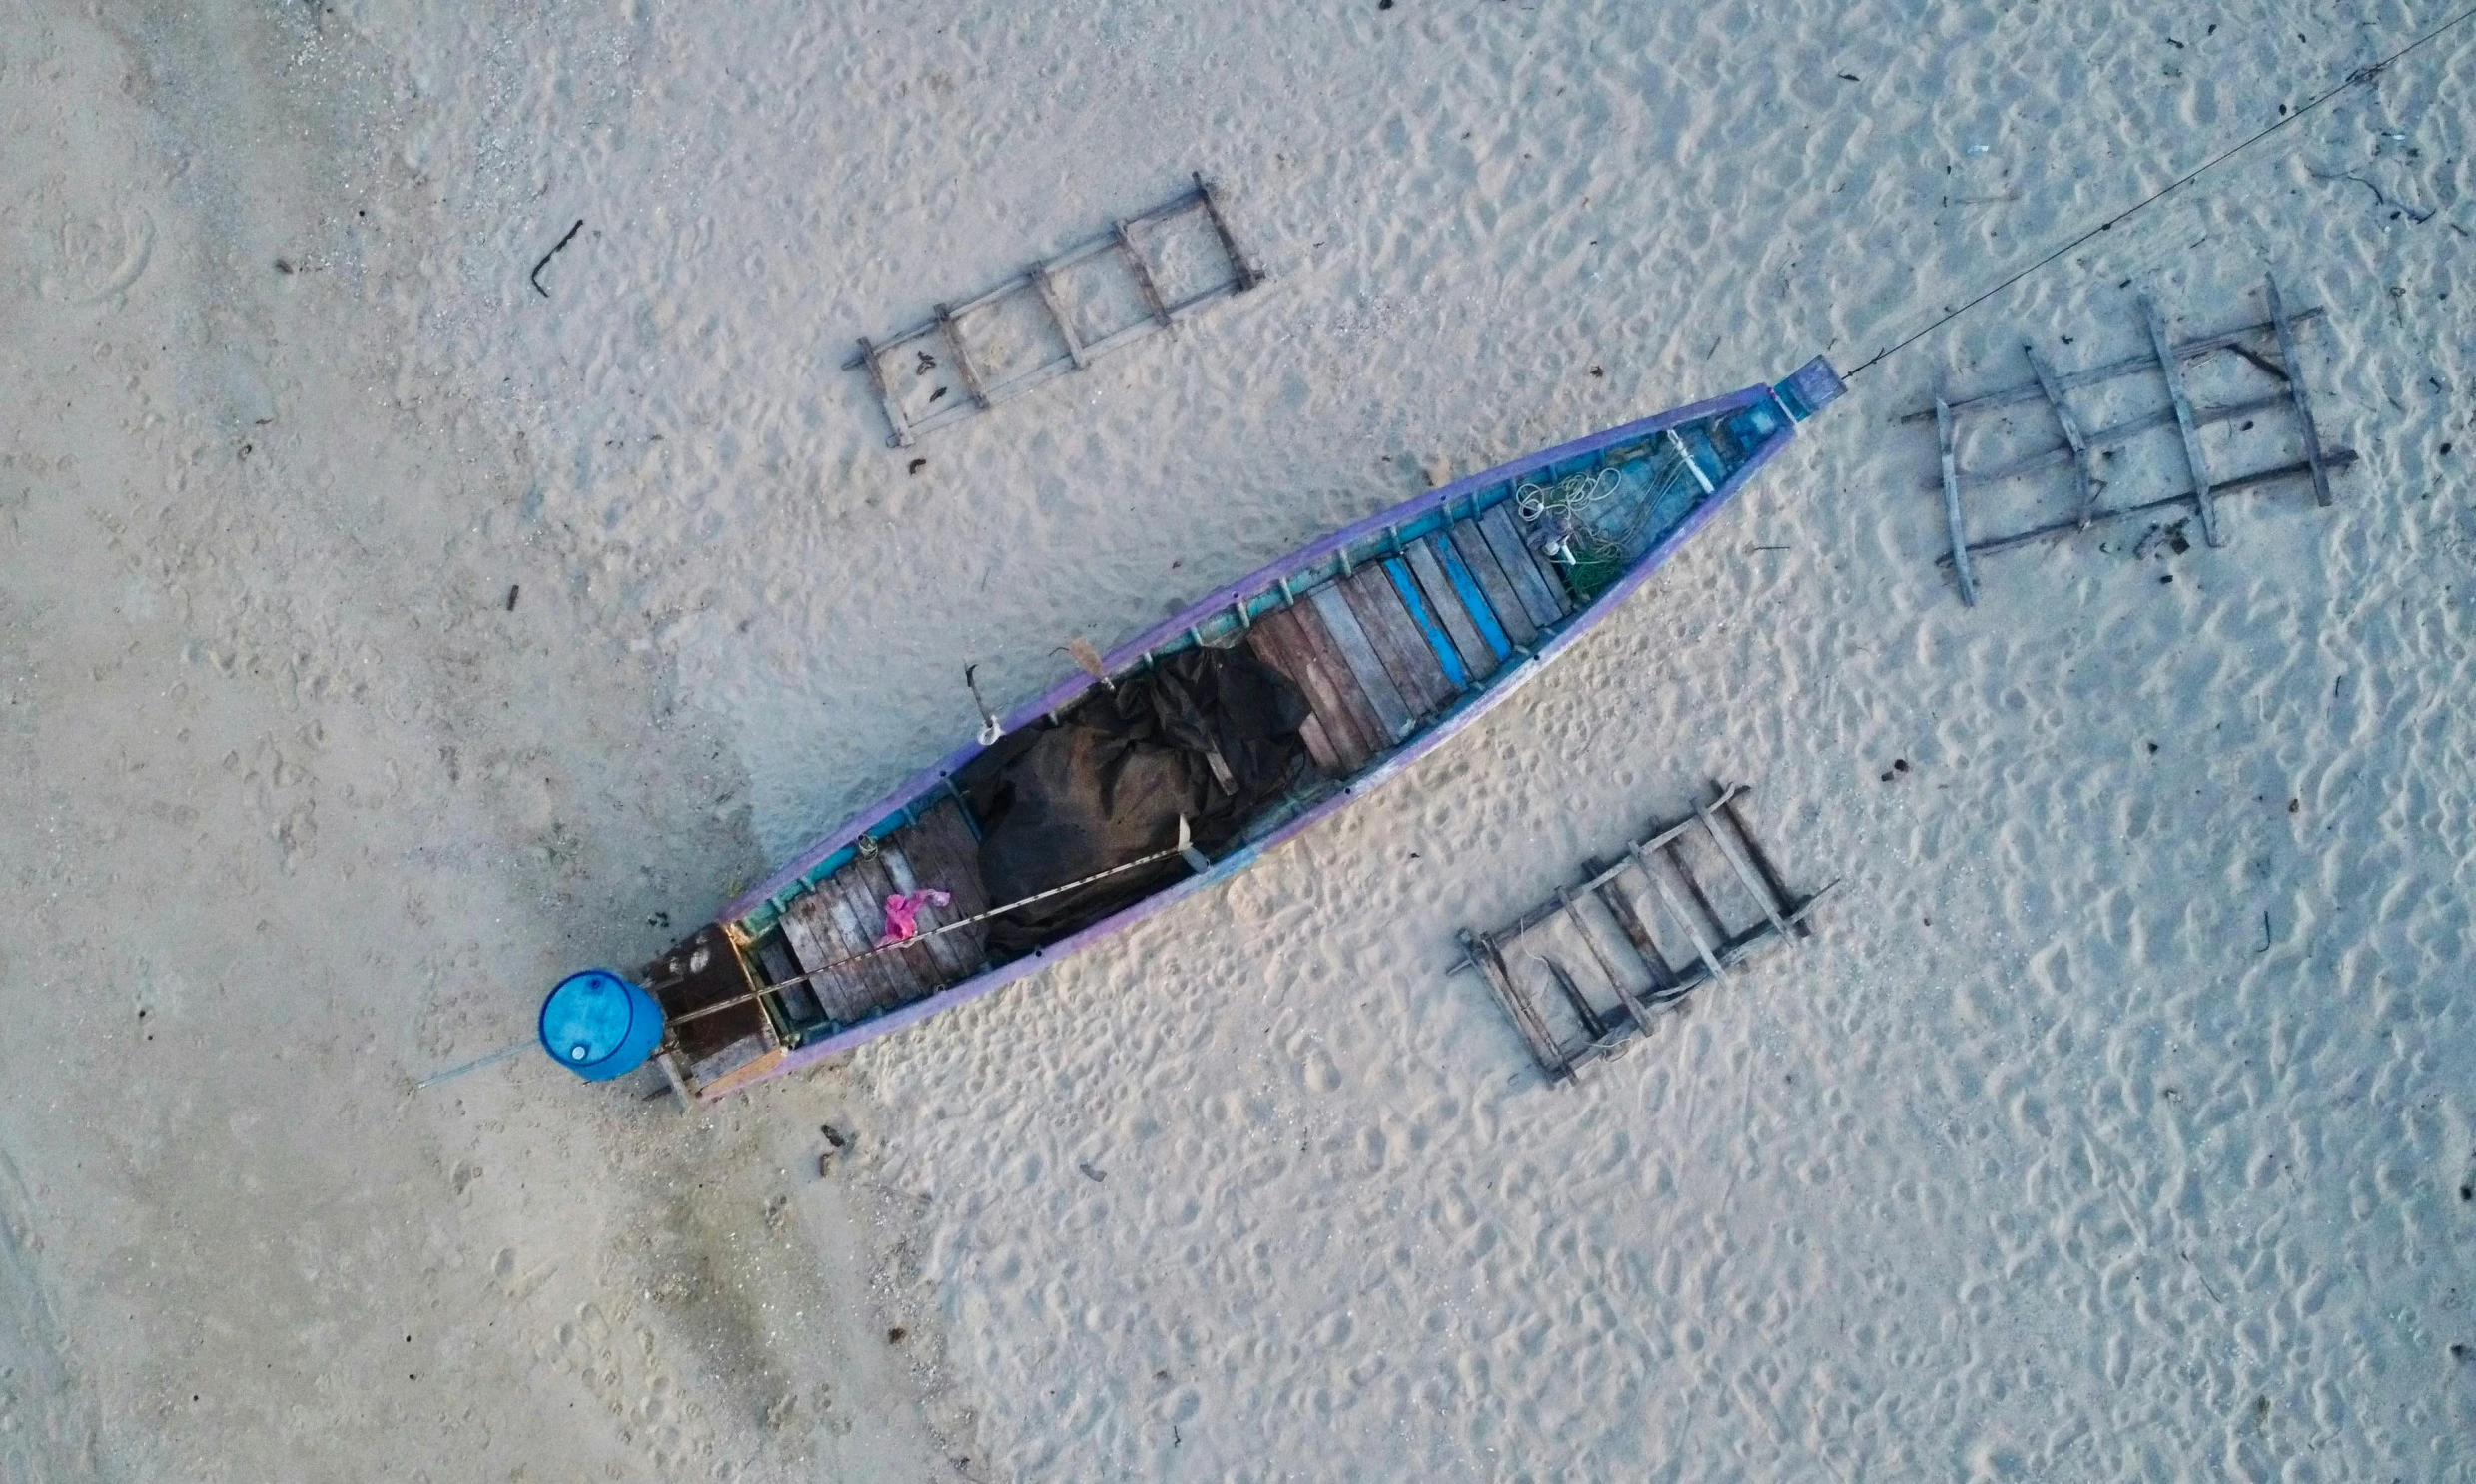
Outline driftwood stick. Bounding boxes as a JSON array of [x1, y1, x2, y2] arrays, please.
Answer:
[[2267, 274, 2334, 508], [2026, 344, 2101, 530], [1936, 394, 1979, 605]]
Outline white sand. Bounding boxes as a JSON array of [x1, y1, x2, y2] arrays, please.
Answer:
[[4, 0, 2473, 1477]]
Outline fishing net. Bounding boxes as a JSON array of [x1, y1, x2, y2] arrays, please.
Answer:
[[958, 646, 1310, 955]]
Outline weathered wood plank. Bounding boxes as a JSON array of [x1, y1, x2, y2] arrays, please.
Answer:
[[1897, 306, 2328, 422], [1586, 865, 1680, 991], [855, 336, 914, 449], [1115, 221, 1174, 329], [1476, 503, 1566, 628], [1694, 799, 1791, 946], [1248, 605, 1376, 769], [1192, 173, 1260, 292], [1424, 533, 1517, 662], [1445, 519, 1539, 648], [1633, 843, 1729, 986], [2266, 274, 2333, 508], [1308, 584, 1417, 742], [1942, 449, 2358, 562], [1935, 394, 1979, 606], [1381, 556, 1473, 690], [1030, 261, 1088, 370], [2025, 344, 2101, 530], [2141, 295, 2223, 548], [1539, 954, 1609, 1042], [1342, 566, 1456, 717], [1282, 602, 1389, 764], [1401, 539, 1499, 681], [935, 303, 993, 410], [1559, 886, 1653, 1035], [1716, 790, 1812, 942], [1461, 929, 1569, 1080]]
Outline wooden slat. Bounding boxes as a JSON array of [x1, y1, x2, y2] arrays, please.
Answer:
[[1540, 954, 1609, 1042], [1030, 262, 1088, 370], [1307, 584, 1416, 742], [1247, 605, 1374, 770], [1914, 390, 2291, 493], [781, 874, 888, 1023], [1341, 566, 1456, 717], [1898, 306, 2329, 422], [1193, 172, 1260, 292], [1461, 929, 1569, 1079], [1381, 557, 1472, 690], [2141, 295, 2223, 548], [1716, 789, 1812, 942], [1424, 533, 1517, 662], [1558, 886, 1652, 1035], [1476, 503, 1567, 627], [1588, 870, 1679, 990], [1282, 602, 1389, 764], [1446, 520, 1539, 648], [1942, 449, 2359, 562], [934, 304, 992, 411], [1694, 799, 1791, 947], [1401, 539, 1499, 681], [1115, 221, 1174, 329], [879, 807, 987, 986], [1935, 395, 1979, 606], [2026, 344, 2101, 530], [1633, 844, 1729, 986], [1295, 714, 1340, 774], [855, 336, 914, 448], [2266, 274, 2333, 508]]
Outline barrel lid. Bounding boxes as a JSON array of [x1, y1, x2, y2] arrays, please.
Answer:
[[540, 970, 642, 1067]]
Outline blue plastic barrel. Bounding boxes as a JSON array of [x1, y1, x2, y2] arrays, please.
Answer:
[[538, 969, 665, 1081]]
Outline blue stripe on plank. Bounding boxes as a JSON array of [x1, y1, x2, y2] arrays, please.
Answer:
[[1382, 558, 1468, 689], [1430, 536, 1515, 661]]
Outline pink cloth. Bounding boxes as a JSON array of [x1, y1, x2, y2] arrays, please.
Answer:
[[875, 888, 952, 946]]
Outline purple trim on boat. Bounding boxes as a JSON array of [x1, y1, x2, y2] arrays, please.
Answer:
[[721, 384, 1775, 926], [711, 408, 1799, 1097]]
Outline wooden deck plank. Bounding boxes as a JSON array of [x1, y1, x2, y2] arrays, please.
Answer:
[[1341, 566, 1456, 717], [2141, 295, 2223, 548], [1381, 556, 1473, 690], [1935, 394, 1979, 606], [1424, 533, 1517, 662], [1401, 539, 1500, 680], [781, 881, 882, 1024], [1307, 584, 1417, 742], [2266, 274, 2333, 508], [1476, 503, 1567, 628], [1247, 606, 1374, 770], [1445, 519, 1539, 648], [1281, 602, 1389, 765]]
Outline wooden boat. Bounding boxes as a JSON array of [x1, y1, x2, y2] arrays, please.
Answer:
[[627, 358, 1845, 1101]]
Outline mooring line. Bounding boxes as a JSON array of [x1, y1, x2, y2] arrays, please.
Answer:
[[1845, 5, 2476, 379]]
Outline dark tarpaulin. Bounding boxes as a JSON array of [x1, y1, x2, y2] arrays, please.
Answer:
[[959, 646, 1310, 955]]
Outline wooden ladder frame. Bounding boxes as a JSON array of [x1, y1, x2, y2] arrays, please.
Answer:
[[1912, 276, 2352, 604], [845, 173, 1262, 448], [1452, 782, 1835, 1082]]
